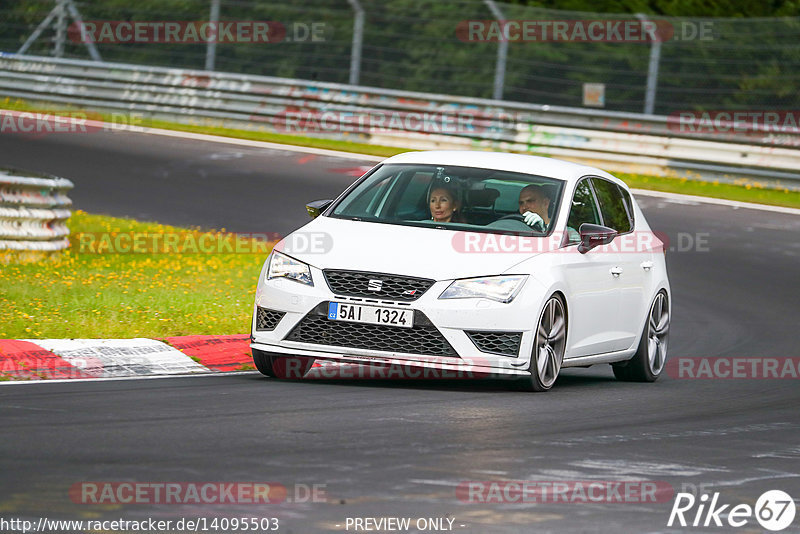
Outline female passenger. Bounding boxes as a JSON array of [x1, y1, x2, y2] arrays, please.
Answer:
[[429, 183, 463, 223]]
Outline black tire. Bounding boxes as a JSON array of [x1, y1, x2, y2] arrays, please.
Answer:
[[517, 294, 567, 392], [613, 290, 669, 382], [252, 349, 315, 379]]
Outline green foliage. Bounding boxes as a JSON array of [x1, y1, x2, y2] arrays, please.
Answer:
[[0, 0, 797, 113]]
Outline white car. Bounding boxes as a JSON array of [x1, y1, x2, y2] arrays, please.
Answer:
[[250, 151, 670, 391]]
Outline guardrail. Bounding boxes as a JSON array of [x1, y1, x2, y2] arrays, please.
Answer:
[[1, 53, 799, 187], [0, 167, 72, 252]]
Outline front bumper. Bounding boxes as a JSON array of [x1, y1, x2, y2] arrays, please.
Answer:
[[251, 271, 540, 377]]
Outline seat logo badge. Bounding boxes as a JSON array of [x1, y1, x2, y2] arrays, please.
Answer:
[[368, 279, 383, 292]]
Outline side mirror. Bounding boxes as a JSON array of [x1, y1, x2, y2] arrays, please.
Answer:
[[305, 199, 333, 219], [577, 223, 616, 254]]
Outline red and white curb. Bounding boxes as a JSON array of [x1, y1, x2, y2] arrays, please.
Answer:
[[1, 337, 477, 383], [0, 335, 254, 382]]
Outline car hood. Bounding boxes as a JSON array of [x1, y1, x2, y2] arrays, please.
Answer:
[[276, 216, 542, 281]]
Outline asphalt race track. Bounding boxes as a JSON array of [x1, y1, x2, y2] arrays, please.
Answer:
[[1, 129, 799, 533]]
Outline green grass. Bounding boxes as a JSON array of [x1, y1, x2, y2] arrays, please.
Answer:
[[2, 97, 799, 210], [0, 211, 268, 339], [618, 173, 800, 209]]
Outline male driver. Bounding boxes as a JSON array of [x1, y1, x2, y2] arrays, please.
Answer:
[[518, 184, 552, 230]]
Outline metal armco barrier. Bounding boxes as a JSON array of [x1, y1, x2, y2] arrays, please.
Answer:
[[0, 167, 72, 252], [1, 54, 799, 187]]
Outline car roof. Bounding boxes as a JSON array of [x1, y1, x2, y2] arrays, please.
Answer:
[[380, 150, 625, 187]]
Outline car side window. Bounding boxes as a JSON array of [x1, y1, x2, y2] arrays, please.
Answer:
[[334, 172, 394, 217], [591, 178, 632, 233], [393, 172, 433, 218], [566, 179, 601, 243]]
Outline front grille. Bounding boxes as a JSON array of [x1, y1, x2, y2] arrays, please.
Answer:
[[256, 307, 285, 331], [323, 270, 435, 301], [466, 331, 522, 357], [285, 303, 457, 356]]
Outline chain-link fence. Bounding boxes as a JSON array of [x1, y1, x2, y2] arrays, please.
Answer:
[[1, 0, 798, 115]]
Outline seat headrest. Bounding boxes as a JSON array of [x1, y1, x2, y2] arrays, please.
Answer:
[[468, 188, 500, 207]]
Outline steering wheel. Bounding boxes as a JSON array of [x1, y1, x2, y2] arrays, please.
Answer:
[[498, 213, 545, 231]]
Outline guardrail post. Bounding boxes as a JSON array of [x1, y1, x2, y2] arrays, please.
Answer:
[[53, 0, 68, 58], [205, 0, 221, 71], [347, 0, 364, 85], [18, 0, 102, 62], [637, 13, 661, 115], [64, 0, 102, 61], [484, 0, 508, 101]]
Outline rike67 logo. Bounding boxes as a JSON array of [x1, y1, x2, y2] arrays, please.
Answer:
[[668, 490, 796, 531]]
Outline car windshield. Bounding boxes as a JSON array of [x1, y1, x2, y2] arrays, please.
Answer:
[[329, 163, 565, 235]]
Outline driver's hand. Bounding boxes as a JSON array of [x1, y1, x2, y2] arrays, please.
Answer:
[[522, 211, 544, 229]]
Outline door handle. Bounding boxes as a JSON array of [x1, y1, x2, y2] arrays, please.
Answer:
[[641, 261, 654, 271], [610, 266, 623, 277]]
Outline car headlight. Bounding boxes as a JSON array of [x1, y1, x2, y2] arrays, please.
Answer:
[[267, 251, 313, 286], [439, 275, 527, 303]]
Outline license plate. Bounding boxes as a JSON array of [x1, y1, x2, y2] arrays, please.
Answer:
[[327, 302, 414, 328]]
